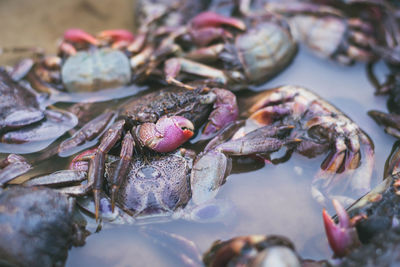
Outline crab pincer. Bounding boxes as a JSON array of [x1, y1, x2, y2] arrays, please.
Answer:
[[63, 29, 99, 46], [323, 199, 361, 257], [136, 116, 194, 153], [60, 29, 99, 55]]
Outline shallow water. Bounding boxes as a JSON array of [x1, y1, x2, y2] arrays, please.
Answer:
[[0, 0, 397, 266]]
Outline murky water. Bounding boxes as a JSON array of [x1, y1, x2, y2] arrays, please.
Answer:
[[0, 0, 397, 266]]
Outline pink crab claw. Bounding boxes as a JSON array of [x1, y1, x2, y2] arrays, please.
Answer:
[[190, 11, 246, 31], [137, 116, 194, 153], [63, 28, 99, 45], [322, 199, 361, 257], [202, 88, 239, 139], [97, 29, 134, 42]]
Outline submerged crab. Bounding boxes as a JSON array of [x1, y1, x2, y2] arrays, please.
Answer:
[[236, 85, 375, 206], [322, 141, 400, 262], [203, 234, 304, 267], [162, 11, 298, 90], [263, 1, 378, 65], [0, 68, 77, 153]]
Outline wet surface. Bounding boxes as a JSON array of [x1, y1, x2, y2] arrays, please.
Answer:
[[0, 0, 396, 266]]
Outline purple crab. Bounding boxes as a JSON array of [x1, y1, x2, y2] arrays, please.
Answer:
[[0, 68, 77, 153]]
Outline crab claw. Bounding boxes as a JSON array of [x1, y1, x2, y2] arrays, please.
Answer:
[[97, 29, 134, 42], [202, 88, 239, 139], [63, 28, 99, 45], [137, 116, 194, 153], [190, 11, 246, 31], [322, 199, 360, 257]]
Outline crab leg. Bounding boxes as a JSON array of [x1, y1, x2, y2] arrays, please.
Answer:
[[56, 150, 98, 195], [320, 137, 347, 173], [216, 125, 300, 156], [164, 57, 229, 87], [23, 170, 86, 187], [58, 110, 116, 155], [110, 132, 134, 212], [368, 110, 400, 139], [0, 154, 31, 187], [92, 120, 125, 221], [384, 141, 400, 177], [191, 124, 299, 205], [185, 44, 225, 62]]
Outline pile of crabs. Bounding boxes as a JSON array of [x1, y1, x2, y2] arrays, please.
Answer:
[[1, 0, 400, 266]]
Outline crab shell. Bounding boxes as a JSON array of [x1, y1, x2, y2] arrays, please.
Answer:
[[104, 152, 193, 217]]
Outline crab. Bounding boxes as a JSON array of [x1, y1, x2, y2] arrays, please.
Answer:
[[364, 2, 400, 132], [8, 26, 160, 100], [322, 140, 400, 261], [235, 85, 375, 207], [161, 10, 298, 90], [203, 234, 303, 267], [18, 28, 136, 95], [50, 82, 244, 219], [26, 119, 299, 223], [26, 3, 297, 93], [263, 1, 378, 65], [0, 68, 77, 153]]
